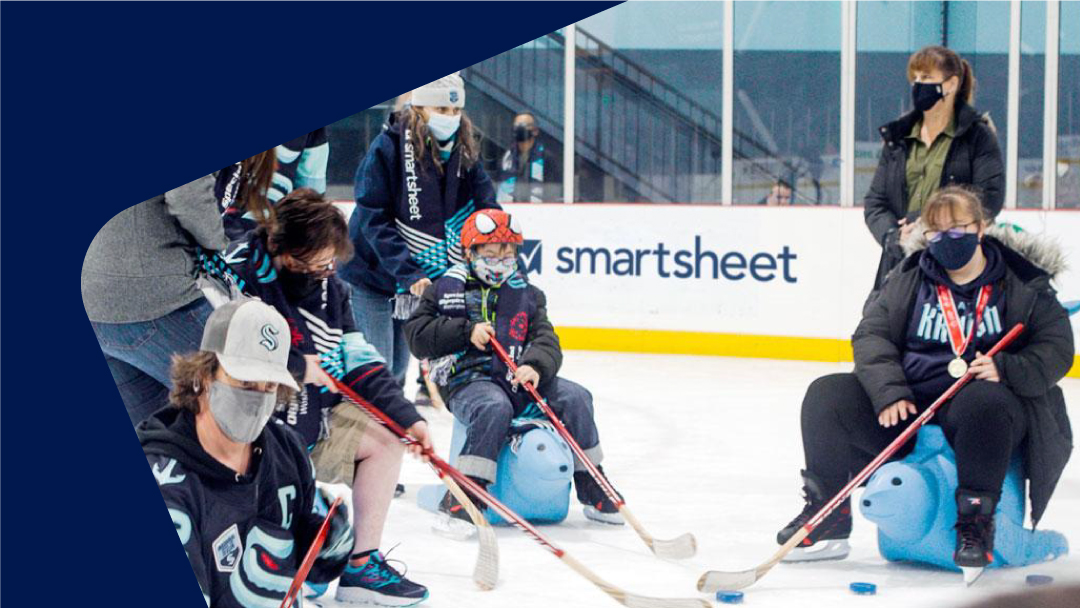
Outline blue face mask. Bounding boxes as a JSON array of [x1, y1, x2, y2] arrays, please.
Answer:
[[426, 111, 461, 142], [928, 232, 979, 270]]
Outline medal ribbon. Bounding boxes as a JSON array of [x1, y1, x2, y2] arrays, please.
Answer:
[[936, 284, 993, 359]]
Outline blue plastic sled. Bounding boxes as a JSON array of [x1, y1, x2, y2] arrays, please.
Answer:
[[859, 426, 1068, 571], [418, 418, 574, 525]]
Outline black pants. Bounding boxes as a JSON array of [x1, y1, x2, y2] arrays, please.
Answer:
[[801, 373, 1027, 501]]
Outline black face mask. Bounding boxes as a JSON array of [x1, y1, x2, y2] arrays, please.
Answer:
[[513, 124, 534, 142], [928, 233, 980, 271], [278, 267, 322, 300], [912, 81, 945, 113]]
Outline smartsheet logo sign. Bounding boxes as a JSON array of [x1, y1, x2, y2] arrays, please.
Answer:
[[519, 239, 543, 275]]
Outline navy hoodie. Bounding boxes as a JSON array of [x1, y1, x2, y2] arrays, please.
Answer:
[[903, 241, 1007, 405]]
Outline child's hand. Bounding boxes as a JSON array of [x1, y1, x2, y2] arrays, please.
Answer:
[[471, 322, 495, 350], [512, 364, 540, 388], [406, 420, 432, 461]]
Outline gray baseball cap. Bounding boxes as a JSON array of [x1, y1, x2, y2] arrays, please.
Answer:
[[201, 299, 300, 391]]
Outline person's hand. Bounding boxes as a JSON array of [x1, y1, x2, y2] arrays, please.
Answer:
[[898, 217, 917, 245], [878, 399, 917, 428], [970, 351, 1000, 382], [470, 322, 495, 351], [512, 364, 540, 388], [303, 354, 339, 393], [405, 421, 432, 461], [410, 277, 432, 297]]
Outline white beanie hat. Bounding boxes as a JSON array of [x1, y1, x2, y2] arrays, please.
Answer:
[[411, 72, 465, 108]]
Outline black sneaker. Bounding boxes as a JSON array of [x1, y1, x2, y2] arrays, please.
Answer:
[[955, 489, 997, 584], [574, 467, 625, 525], [777, 470, 852, 562], [335, 550, 429, 606]]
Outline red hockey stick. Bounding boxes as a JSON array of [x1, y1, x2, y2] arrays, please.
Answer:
[[698, 322, 1025, 593], [489, 337, 697, 559], [280, 495, 343, 608], [333, 378, 709, 608]]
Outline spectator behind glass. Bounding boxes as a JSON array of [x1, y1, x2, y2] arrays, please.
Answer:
[[82, 175, 227, 425], [338, 72, 500, 390], [762, 179, 793, 206], [496, 112, 560, 203], [863, 45, 1003, 292]]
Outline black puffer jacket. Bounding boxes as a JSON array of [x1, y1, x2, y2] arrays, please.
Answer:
[[853, 229, 1073, 525], [864, 102, 1004, 290]]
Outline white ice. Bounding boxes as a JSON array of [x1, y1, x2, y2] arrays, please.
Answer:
[[319, 351, 1080, 608]]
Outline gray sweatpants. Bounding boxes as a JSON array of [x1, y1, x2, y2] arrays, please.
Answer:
[[447, 377, 603, 483]]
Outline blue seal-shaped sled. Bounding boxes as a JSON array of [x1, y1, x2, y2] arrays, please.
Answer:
[[859, 426, 1068, 571], [418, 417, 573, 524]]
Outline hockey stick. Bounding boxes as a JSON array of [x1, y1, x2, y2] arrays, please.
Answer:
[[419, 359, 448, 412], [333, 378, 710, 608], [332, 380, 498, 590], [698, 322, 1026, 593], [489, 338, 697, 560], [280, 495, 343, 608]]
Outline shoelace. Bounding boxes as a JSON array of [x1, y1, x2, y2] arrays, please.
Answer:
[[956, 516, 992, 550]]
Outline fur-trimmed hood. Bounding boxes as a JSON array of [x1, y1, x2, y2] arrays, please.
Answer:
[[901, 220, 1069, 280]]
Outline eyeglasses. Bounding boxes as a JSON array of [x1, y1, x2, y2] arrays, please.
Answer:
[[923, 221, 979, 243], [289, 256, 336, 279]]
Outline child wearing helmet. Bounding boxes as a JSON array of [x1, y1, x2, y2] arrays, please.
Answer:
[[405, 209, 623, 535]]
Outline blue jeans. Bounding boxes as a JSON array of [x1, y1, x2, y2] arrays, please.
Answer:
[[91, 298, 213, 425], [347, 282, 410, 385], [447, 378, 603, 483]]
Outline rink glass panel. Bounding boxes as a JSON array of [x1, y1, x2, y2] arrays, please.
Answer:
[[575, 2, 724, 204], [1058, 0, 1080, 209], [732, 1, 841, 206]]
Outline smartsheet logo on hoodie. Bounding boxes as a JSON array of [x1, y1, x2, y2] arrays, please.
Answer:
[[521, 236, 798, 283]]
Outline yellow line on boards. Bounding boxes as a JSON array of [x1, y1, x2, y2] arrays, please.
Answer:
[[556, 326, 1080, 379]]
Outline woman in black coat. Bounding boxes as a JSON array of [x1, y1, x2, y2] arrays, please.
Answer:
[[864, 46, 1004, 291], [776, 187, 1073, 576]]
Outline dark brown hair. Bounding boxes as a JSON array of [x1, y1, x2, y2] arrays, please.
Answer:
[[169, 351, 220, 414], [235, 149, 279, 228], [908, 45, 976, 105], [262, 188, 353, 263], [402, 106, 479, 175], [922, 185, 987, 230]]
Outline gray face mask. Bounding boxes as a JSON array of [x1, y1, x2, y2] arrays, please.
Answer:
[[208, 381, 277, 443]]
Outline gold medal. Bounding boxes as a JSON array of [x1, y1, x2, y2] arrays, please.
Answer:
[[948, 357, 969, 379]]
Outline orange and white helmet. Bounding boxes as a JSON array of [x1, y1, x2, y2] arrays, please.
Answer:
[[460, 209, 524, 251]]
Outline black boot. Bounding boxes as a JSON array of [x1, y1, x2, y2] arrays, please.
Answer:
[[434, 477, 488, 540], [954, 489, 997, 582], [777, 470, 852, 562], [574, 466, 625, 525]]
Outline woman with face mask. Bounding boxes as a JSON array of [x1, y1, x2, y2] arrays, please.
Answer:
[[864, 46, 1004, 293], [338, 73, 500, 395], [773, 187, 1072, 579], [138, 298, 355, 608], [203, 189, 432, 606], [495, 112, 560, 203]]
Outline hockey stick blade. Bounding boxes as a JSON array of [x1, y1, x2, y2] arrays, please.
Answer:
[[561, 553, 711, 608], [696, 568, 759, 593], [440, 472, 499, 590], [622, 507, 697, 559]]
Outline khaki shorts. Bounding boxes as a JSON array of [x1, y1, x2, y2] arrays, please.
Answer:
[[310, 403, 370, 485]]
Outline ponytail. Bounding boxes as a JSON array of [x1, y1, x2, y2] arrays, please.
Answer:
[[957, 58, 976, 105]]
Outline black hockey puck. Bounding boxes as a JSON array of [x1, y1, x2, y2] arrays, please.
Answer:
[[1026, 574, 1054, 586]]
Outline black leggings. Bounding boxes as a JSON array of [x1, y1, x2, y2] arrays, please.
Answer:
[[801, 373, 1027, 500]]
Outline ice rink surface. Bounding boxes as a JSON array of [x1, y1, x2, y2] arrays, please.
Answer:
[[320, 351, 1080, 608]]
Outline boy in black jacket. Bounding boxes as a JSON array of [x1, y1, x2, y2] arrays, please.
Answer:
[[405, 209, 622, 533]]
